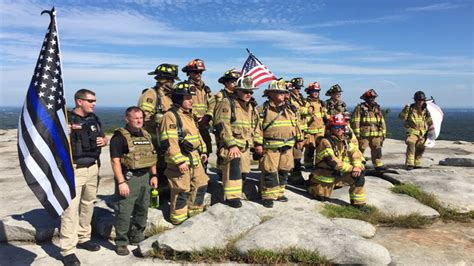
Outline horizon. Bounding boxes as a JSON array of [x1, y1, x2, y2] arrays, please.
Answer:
[[1, 0, 473, 108]]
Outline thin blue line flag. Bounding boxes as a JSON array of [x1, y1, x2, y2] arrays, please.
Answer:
[[17, 7, 75, 218]]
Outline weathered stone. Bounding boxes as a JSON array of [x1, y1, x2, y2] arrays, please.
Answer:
[[145, 202, 261, 255], [439, 157, 474, 167], [331, 176, 440, 218], [0, 209, 59, 242], [384, 167, 474, 212], [331, 218, 376, 238], [234, 210, 391, 265], [373, 222, 474, 265]]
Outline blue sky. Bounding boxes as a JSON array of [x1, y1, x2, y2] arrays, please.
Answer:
[[1, 0, 473, 108]]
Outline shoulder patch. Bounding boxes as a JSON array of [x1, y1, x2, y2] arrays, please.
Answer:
[[222, 108, 229, 113], [146, 98, 153, 103], [169, 124, 177, 129]]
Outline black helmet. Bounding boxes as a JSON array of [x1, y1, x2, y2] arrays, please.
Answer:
[[325, 84, 343, 96], [148, 63, 180, 80], [290, 77, 304, 89], [172, 81, 196, 96], [218, 68, 241, 84], [414, 91, 426, 101]]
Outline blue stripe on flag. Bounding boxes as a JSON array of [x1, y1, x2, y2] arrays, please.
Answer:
[[27, 83, 75, 186]]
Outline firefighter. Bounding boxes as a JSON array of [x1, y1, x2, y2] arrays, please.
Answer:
[[324, 84, 349, 117], [160, 81, 209, 225], [256, 79, 304, 208], [213, 68, 242, 177], [214, 75, 261, 208], [182, 59, 214, 171], [138, 63, 180, 195], [304, 82, 327, 170], [287, 77, 309, 185], [351, 89, 387, 170], [399, 91, 433, 170], [307, 114, 367, 210]]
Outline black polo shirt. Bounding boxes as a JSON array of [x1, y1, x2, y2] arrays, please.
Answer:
[[110, 125, 150, 176]]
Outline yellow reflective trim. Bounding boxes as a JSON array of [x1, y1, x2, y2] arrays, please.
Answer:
[[312, 175, 335, 184]]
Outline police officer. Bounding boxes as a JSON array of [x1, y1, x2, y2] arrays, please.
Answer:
[[287, 77, 309, 185], [256, 79, 303, 208], [138, 64, 180, 194], [351, 89, 387, 170], [324, 84, 349, 117], [160, 81, 209, 225], [182, 59, 215, 171], [214, 75, 261, 208], [61, 89, 107, 266], [304, 82, 327, 170], [399, 91, 433, 170], [110, 106, 158, 256], [307, 114, 367, 210]]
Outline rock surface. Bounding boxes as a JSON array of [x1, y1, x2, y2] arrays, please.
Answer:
[[330, 176, 440, 218], [148, 202, 261, 254], [439, 157, 474, 167], [234, 210, 391, 265], [384, 167, 474, 212], [331, 218, 377, 238]]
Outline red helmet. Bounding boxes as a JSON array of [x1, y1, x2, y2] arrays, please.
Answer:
[[328, 113, 347, 126], [360, 89, 378, 99], [305, 82, 321, 93], [182, 59, 206, 73]]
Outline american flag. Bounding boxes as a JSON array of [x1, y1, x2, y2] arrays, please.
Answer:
[[17, 8, 75, 217], [241, 53, 276, 87]]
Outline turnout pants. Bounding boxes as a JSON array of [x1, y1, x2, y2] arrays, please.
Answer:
[[303, 134, 320, 168], [405, 134, 426, 167], [307, 171, 366, 205], [358, 136, 384, 168], [220, 147, 251, 200], [259, 147, 294, 200], [165, 161, 209, 225], [114, 172, 150, 246], [60, 164, 98, 256]]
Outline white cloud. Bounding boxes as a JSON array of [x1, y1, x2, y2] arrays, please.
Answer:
[[406, 3, 463, 12], [301, 15, 407, 28]]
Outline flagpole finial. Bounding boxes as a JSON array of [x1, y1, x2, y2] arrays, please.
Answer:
[[41, 7, 55, 20]]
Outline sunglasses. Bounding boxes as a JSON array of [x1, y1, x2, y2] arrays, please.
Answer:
[[80, 98, 96, 103], [332, 125, 345, 130], [240, 90, 254, 95]]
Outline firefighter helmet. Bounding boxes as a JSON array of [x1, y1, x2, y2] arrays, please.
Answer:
[[266, 78, 289, 93], [328, 113, 348, 126], [414, 91, 427, 101], [305, 82, 321, 93], [147, 63, 180, 80], [325, 84, 343, 96], [218, 68, 241, 84], [171, 81, 197, 96], [182, 59, 206, 73], [290, 77, 304, 89], [235, 75, 258, 90], [360, 89, 378, 99]]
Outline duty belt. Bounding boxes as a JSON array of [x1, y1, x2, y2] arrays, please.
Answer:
[[75, 160, 96, 169]]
